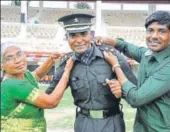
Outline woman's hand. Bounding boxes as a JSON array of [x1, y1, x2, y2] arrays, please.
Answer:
[[50, 52, 66, 62], [107, 79, 122, 98], [104, 51, 119, 67], [64, 56, 74, 72], [33, 52, 65, 81]]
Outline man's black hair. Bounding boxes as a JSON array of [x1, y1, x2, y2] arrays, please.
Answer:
[[145, 11, 170, 30]]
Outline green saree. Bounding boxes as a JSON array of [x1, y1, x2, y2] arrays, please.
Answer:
[[1, 71, 46, 132]]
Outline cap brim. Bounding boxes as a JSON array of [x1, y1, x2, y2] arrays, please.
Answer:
[[66, 28, 90, 33], [65, 25, 91, 33]]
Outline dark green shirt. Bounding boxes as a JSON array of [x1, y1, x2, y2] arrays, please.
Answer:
[[116, 39, 170, 132]]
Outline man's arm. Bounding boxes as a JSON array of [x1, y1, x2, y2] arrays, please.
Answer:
[[95, 37, 147, 63], [115, 50, 137, 85], [104, 51, 170, 107], [115, 39, 147, 63], [118, 62, 170, 107]]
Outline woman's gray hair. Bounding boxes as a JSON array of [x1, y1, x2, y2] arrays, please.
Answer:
[[1, 41, 20, 62]]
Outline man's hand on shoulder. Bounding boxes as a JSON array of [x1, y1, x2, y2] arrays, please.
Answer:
[[94, 36, 116, 46]]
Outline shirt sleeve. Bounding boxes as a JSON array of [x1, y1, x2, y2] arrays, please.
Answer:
[[45, 64, 65, 94], [115, 50, 137, 85], [122, 62, 170, 107], [115, 39, 147, 63]]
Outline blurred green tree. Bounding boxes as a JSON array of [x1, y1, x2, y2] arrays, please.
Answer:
[[74, 2, 91, 9]]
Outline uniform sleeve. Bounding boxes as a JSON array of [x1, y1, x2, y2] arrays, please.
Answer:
[[7, 79, 40, 104], [115, 50, 137, 85], [45, 65, 65, 94], [115, 39, 147, 63], [122, 62, 170, 107]]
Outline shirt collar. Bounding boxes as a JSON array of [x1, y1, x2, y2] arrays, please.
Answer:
[[145, 50, 153, 56], [145, 45, 170, 63], [154, 45, 170, 62]]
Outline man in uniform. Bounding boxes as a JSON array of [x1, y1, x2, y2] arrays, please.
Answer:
[[95, 11, 170, 132], [46, 13, 137, 132]]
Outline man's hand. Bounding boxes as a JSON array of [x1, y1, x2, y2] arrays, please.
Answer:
[[107, 79, 122, 98], [94, 36, 116, 46]]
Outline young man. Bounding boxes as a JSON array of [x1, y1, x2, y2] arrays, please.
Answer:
[[46, 13, 137, 132], [95, 11, 170, 132]]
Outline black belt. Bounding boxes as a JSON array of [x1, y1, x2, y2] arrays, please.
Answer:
[[78, 107, 120, 119]]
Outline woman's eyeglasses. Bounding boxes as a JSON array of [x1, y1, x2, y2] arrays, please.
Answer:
[[4, 51, 25, 63]]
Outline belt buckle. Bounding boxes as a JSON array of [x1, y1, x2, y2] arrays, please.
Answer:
[[90, 110, 103, 119]]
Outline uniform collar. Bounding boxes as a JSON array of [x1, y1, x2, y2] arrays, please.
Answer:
[[73, 43, 103, 61], [92, 44, 104, 58]]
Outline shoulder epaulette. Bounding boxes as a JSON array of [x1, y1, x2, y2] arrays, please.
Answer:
[[59, 52, 74, 66], [97, 44, 125, 61], [97, 45, 116, 54]]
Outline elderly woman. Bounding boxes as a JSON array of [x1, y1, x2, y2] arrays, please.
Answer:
[[1, 43, 74, 132]]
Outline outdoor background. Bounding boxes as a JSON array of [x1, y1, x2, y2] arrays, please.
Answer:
[[1, 1, 170, 132]]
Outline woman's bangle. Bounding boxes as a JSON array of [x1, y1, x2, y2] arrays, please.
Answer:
[[112, 64, 121, 71]]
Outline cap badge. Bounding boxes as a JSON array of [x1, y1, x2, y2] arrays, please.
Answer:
[[74, 17, 79, 23]]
